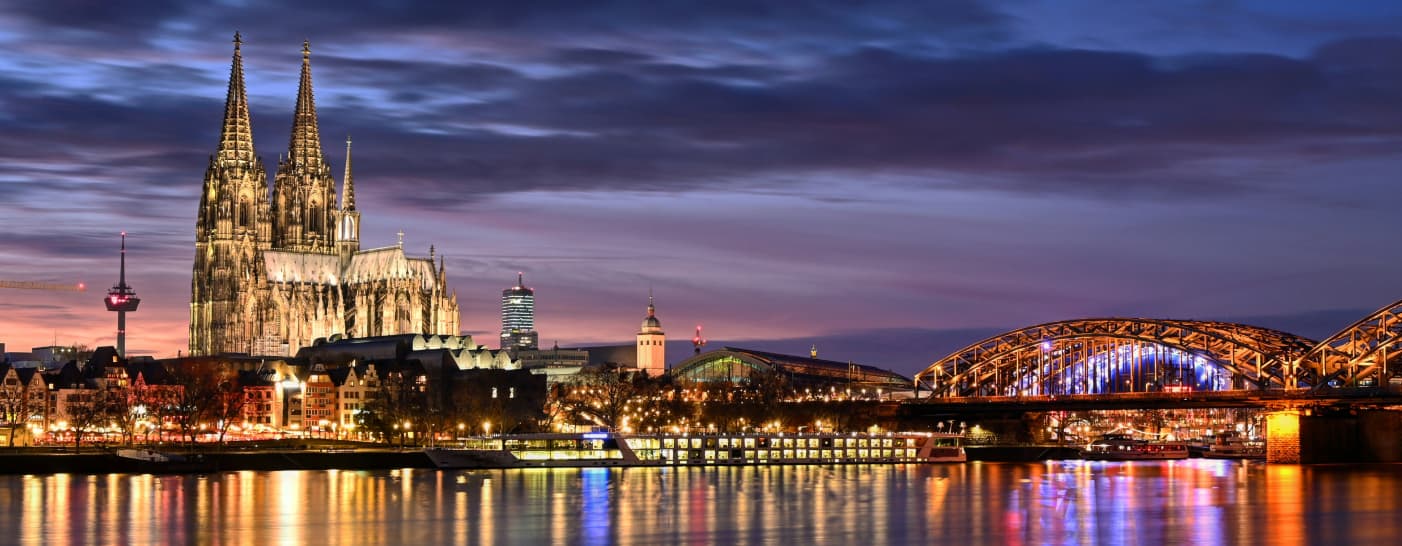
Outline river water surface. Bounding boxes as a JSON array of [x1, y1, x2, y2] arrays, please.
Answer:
[[2, 460, 1401, 545]]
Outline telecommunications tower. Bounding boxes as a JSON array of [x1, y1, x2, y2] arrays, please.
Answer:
[[104, 232, 140, 357]]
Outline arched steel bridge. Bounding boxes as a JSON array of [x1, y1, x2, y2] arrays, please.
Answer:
[[914, 299, 1402, 398], [1294, 299, 1402, 389]]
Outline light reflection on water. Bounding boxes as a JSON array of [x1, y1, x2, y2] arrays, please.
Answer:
[[1, 460, 1400, 545]]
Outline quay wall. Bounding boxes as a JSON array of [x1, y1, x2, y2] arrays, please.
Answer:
[[0, 450, 434, 475]]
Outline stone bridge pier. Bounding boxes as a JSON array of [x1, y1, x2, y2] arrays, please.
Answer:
[[1266, 408, 1402, 463]]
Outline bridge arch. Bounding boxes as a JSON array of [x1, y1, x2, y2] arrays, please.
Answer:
[[1294, 298, 1402, 388], [914, 318, 1316, 398]]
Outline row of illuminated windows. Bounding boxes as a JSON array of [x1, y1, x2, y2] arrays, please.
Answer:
[[636, 448, 918, 461], [514, 450, 623, 461], [505, 439, 606, 450], [640, 437, 914, 450]]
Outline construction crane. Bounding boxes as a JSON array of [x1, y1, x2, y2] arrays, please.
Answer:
[[0, 280, 87, 292]]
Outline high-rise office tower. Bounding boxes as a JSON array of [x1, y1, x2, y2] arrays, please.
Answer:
[[500, 273, 538, 351]]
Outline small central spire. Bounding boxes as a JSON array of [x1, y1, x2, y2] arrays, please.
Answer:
[[342, 135, 355, 210], [288, 38, 324, 169], [647, 288, 655, 317]]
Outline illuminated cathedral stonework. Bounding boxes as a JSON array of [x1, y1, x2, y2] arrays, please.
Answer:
[[190, 35, 459, 356]]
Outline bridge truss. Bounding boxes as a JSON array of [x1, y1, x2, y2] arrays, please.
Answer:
[[1292, 298, 1402, 389], [913, 319, 1317, 398]]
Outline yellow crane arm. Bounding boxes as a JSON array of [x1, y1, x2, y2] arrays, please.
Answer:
[[0, 280, 87, 292]]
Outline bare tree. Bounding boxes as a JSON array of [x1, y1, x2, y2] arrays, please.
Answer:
[[165, 362, 243, 446], [137, 384, 182, 444], [571, 366, 642, 429], [210, 376, 246, 443], [361, 371, 428, 446], [63, 388, 111, 453], [104, 387, 139, 446]]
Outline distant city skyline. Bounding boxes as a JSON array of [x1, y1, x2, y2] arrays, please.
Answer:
[[4, 2, 1402, 376]]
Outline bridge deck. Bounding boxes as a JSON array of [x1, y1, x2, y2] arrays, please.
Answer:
[[905, 388, 1402, 414]]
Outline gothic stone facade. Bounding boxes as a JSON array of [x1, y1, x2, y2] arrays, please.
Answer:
[[190, 35, 460, 356]]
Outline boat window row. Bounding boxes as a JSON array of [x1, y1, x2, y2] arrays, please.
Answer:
[[630, 447, 920, 463], [626, 437, 917, 450]]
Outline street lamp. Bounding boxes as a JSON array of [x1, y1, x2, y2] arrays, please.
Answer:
[[483, 421, 491, 437]]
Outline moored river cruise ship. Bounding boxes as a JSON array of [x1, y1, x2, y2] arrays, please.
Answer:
[[424, 431, 965, 469], [1080, 433, 1190, 461]]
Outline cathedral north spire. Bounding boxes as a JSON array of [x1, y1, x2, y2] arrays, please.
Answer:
[[216, 32, 256, 165], [288, 39, 324, 169]]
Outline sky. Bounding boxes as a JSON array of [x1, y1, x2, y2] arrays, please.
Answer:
[[4, 0, 1402, 377]]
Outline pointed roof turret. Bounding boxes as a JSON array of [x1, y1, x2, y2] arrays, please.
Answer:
[[341, 135, 355, 210], [641, 290, 662, 332], [216, 32, 256, 165], [288, 39, 325, 169]]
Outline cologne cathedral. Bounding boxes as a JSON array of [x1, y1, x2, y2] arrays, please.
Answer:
[[190, 34, 460, 356]]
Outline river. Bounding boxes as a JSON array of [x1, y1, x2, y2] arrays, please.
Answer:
[[2, 460, 1400, 545]]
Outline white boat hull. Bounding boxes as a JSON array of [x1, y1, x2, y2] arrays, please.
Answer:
[[1081, 449, 1188, 461], [426, 432, 965, 469], [114, 449, 185, 463]]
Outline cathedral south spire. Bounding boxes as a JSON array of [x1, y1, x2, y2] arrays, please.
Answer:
[[288, 40, 325, 169], [272, 38, 337, 253], [216, 32, 256, 165]]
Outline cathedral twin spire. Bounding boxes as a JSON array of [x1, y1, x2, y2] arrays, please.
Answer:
[[209, 34, 339, 252], [288, 40, 326, 171], [196, 34, 460, 357], [215, 33, 337, 181], [216, 32, 256, 166]]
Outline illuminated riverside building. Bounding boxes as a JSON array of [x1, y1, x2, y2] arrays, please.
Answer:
[[671, 347, 910, 394], [500, 274, 538, 351]]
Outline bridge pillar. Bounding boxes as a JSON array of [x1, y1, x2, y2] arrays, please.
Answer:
[[1265, 410, 1301, 464], [1266, 409, 1402, 463]]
